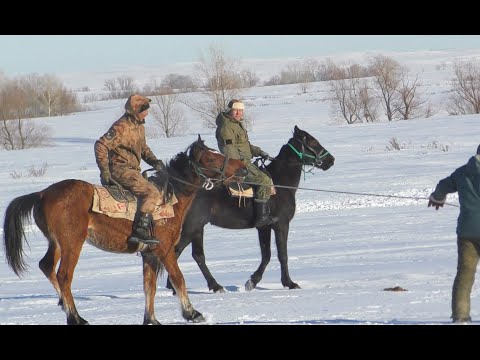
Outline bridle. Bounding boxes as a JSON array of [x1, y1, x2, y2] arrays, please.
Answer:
[[189, 147, 229, 190], [287, 136, 330, 167], [188, 145, 242, 190]]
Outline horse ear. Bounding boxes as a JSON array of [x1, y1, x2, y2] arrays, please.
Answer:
[[294, 125, 300, 134], [198, 134, 202, 142]]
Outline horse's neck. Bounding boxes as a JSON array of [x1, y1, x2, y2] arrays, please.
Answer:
[[270, 145, 303, 187]]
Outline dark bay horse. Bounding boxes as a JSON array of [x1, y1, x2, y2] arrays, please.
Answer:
[[2, 136, 247, 325], [167, 126, 335, 293]]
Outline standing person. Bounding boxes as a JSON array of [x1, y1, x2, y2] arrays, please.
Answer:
[[215, 99, 278, 227], [94, 94, 165, 245], [428, 144, 480, 323]]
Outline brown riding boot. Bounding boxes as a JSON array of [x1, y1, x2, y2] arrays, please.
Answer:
[[253, 199, 278, 227], [128, 212, 160, 245]]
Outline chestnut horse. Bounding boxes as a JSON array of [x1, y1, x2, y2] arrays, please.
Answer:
[[167, 126, 335, 293], [2, 136, 247, 325]]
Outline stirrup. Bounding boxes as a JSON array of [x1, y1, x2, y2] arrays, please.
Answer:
[[128, 235, 160, 245]]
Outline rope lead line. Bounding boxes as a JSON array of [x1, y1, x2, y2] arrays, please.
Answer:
[[242, 181, 460, 208]]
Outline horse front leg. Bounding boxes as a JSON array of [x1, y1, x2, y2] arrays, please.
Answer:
[[141, 252, 161, 325], [245, 227, 272, 291], [166, 232, 190, 295], [191, 231, 224, 293], [274, 224, 300, 289], [163, 250, 205, 323]]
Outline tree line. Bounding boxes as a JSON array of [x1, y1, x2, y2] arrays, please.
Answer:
[[2, 45, 480, 150]]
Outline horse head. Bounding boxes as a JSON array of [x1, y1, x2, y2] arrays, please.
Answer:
[[189, 135, 248, 183], [289, 125, 335, 171]]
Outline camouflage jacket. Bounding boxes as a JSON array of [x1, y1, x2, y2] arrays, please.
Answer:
[[95, 95, 158, 174]]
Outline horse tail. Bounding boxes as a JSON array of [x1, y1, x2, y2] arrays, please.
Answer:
[[3, 192, 42, 277]]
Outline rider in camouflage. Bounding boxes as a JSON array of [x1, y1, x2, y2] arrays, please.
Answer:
[[94, 94, 165, 245]]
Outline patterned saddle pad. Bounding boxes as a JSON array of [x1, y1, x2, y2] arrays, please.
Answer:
[[91, 185, 178, 221]]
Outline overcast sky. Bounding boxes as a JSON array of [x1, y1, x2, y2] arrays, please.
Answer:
[[1, 35, 479, 77]]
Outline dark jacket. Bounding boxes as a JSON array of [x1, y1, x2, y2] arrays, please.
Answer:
[[215, 112, 263, 161], [94, 94, 158, 174], [432, 155, 480, 238]]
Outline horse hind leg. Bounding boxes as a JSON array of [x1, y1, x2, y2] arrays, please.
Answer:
[[38, 240, 63, 308], [49, 221, 90, 325], [141, 253, 161, 325]]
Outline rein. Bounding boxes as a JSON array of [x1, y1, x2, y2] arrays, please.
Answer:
[[150, 149, 239, 190], [241, 181, 460, 208]]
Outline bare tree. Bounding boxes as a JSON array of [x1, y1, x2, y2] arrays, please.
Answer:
[[182, 44, 244, 129], [329, 66, 378, 124], [104, 78, 117, 91], [395, 70, 427, 120], [0, 80, 51, 150], [240, 69, 260, 88], [369, 55, 402, 121], [116, 75, 136, 92], [161, 74, 197, 93], [329, 76, 360, 124], [37, 74, 63, 117], [446, 61, 480, 115], [104, 75, 137, 99], [358, 82, 379, 123], [149, 91, 187, 138]]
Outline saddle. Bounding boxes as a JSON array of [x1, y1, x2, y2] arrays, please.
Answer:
[[91, 184, 178, 221], [227, 166, 276, 207]]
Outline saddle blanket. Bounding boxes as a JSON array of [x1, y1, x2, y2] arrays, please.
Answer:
[[91, 185, 178, 221]]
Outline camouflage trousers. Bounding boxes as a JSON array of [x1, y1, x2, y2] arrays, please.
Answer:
[[245, 161, 272, 201], [452, 236, 480, 320], [111, 167, 161, 214]]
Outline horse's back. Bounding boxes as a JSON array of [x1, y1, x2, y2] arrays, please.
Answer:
[[38, 179, 95, 217]]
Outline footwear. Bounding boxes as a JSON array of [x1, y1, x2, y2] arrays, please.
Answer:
[[253, 200, 279, 227], [128, 212, 160, 245]]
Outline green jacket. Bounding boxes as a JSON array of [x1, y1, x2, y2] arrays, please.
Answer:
[[215, 112, 263, 161], [432, 155, 480, 238]]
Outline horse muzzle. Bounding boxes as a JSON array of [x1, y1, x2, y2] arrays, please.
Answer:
[[318, 156, 335, 171]]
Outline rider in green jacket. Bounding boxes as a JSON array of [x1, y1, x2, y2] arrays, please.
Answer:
[[216, 99, 278, 227]]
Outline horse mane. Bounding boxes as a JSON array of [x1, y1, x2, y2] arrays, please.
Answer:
[[149, 142, 199, 196]]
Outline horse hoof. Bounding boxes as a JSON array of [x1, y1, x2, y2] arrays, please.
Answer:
[[144, 318, 162, 325], [191, 310, 205, 323], [245, 279, 256, 291], [211, 285, 225, 293], [67, 316, 89, 325], [288, 282, 301, 290]]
